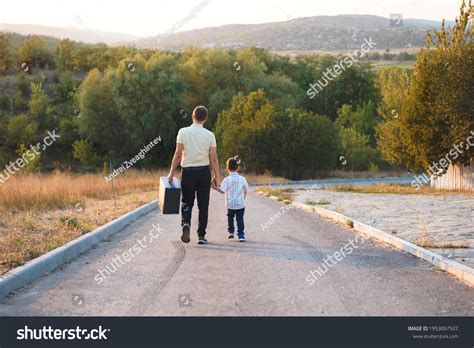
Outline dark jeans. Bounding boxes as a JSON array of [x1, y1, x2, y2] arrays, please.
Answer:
[[227, 208, 245, 237], [181, 166, 211, 236]]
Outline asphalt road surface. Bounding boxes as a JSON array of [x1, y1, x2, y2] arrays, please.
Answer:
[[1, 191, 473, 316]]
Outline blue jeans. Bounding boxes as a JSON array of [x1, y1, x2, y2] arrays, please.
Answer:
[[227, 208, 245, 237]]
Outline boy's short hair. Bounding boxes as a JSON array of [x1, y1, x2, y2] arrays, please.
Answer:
[[193, 106, 208, 121], [227, 156, 241, 171]]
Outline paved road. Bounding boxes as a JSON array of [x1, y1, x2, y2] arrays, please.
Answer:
[[1, 192, 473, 316]]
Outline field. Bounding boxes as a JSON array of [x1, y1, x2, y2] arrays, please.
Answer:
[[0, 170, 163, 274], [0, 169, 287, 274]]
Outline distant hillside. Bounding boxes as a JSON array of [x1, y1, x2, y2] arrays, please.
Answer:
[[134, 15, 451, 51], [0, 23, 142, 45]]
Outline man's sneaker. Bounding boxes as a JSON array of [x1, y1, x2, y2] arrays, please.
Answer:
[[181, 224, 190, 243], [227, 234, 234, 239], [198, 235, 208, 244], [238, 236, 246, 242]]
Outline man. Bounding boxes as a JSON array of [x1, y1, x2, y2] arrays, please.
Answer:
[[167, 106, 220, 244]]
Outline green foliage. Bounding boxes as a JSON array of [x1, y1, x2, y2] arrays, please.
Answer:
[[16, 36, 55, 69], [272, 110, 339, 178], [377, 1, 473, 172], [6, 114, 37, 146], [0, 33, 10, 74], [72, 139, 100, 167], [16, 143, 41, 172], [216, 90, 339, 179], [76, 68, 124, 159], [56, 39, 78, 71], [335, 101, 378, 143], [215, 89, 274, 172], [29, 83, 53, 130], [78, 52, 188, 165], [6, 22, 465, 178], [308, 58, 380, 118], [17, 73, 30, 97], [339, 127, 379, 171], [53, 73, 77, 104], [368, 162, 379, 173], [58, 118, 79, 146]]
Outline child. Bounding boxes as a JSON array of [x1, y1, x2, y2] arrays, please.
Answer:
[[212, 156, 249, 242]]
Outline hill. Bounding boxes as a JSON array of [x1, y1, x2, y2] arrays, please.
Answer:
[[133, 15, 450, 51]]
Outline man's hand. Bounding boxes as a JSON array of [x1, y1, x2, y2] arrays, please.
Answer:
[[167, 172, 174, 184], [167, 143, 183, 185], [211, 175, 219, 187]]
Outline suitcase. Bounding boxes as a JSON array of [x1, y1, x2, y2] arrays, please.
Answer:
[[158, 177, 181, 214]]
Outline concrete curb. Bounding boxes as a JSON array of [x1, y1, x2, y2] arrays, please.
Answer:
[[290, 201, 474, 287], [0, 200, 159, 299]]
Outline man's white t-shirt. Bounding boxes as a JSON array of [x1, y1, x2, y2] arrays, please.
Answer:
[[176, 124, 217, 168]]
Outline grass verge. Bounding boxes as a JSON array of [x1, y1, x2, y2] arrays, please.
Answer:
[[332, 184, 474, 195]]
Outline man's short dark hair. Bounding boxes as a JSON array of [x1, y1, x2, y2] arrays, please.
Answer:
[[193, 106, 208, 122]]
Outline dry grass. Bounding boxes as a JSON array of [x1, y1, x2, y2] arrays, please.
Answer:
[[324, 170, 406, 179], [413, 216, 435, 247], [0, 190, 158, 274], [254, 186, 294, 201], [0, 170, 165, 274], [0, 170, 165, 210], [304, 199, 331, 205], [434, 242, 469, 249], [332, 183, 474, 195]]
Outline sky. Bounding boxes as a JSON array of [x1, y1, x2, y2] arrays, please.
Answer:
[[0, 0, 462, 37]]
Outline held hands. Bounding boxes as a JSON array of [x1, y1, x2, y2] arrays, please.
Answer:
[[211, 176, 224, 193]]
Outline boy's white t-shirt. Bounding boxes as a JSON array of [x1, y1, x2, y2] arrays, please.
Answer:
[[220, 172, 249, 210]]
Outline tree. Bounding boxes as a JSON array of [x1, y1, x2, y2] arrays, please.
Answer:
[[16, 36, 55, 69], [377, 1, 473, 172], [308, 58, 380, 119], [78, 53, 188, 166], [335, 102, 378, 143], [29, 83, 54, 131], [215, 90, 339, 179], [177, 47, 267, 128], [6, 114, 37, 146], [339, 127, 379, 171], [77, 68, 125, 160], [215, 89, 274, 173], [375, 67, 411, 166], [272, 110, 339, 178], [56, 39, 78, 71], [72, 139, 100, 167], [0, 33, 10, 74], [16, 144, 41, 172]]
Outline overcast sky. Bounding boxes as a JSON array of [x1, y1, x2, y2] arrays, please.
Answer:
[[0, 0, 462, 37]]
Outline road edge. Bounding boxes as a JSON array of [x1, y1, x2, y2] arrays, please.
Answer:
[[288, 201, 474, 287], [0, 200, 159, 299], [258, 190, 473, 288]]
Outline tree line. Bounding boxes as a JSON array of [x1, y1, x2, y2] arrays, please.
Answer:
[[0, 1, 471, 180]]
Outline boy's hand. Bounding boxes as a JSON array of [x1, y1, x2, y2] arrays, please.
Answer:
[[211, 183, 224, 193]]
